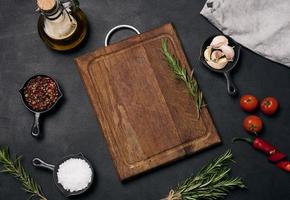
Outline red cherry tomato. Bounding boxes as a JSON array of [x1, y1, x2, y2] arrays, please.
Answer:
[[261, 97, 279, 115], [240, 94, 259, 112], [243, 115, 263, 134]]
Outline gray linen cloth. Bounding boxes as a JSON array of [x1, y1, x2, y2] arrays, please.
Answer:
[[200, 0, 290, 67]]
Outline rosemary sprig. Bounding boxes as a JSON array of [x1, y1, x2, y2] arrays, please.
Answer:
[[162, 150, 246, 200], [0, 147, 47, 200], [161, 39, 205, 118]]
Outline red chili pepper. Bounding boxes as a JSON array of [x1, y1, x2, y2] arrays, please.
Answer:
[[268, 151, 287, 163], [232, 137, 287, 162], [276, 161, 290, 172]]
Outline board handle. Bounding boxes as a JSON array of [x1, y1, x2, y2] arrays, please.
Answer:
[[105, 25, 140, 47]]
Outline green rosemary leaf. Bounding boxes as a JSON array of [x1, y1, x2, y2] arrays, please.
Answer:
[[162, 150, 246, 200], [161, 39, 204, 118], [0, 147, 48, 200]]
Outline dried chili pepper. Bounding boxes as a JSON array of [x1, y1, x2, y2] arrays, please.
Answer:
[[276, 161, 290, 172], [232, 137, 286, 162]]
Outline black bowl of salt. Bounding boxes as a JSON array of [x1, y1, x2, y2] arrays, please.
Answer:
[[32, 153, 94, 197]]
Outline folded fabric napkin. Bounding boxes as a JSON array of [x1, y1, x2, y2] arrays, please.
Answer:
[[200, 0, 290, 67]]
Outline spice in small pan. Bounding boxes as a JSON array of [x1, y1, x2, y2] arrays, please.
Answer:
[[57, 158, 93, 192], [23, 76, 59, 112], [203, 35, 235, 70]]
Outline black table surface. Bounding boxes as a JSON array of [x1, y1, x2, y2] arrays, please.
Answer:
[[1, 0, 290, 199]]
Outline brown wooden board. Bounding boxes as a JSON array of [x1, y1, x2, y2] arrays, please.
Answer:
[[75, 23, 221, 180]]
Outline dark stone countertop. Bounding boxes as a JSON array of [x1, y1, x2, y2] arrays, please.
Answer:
[[0, 0, 289, 199]]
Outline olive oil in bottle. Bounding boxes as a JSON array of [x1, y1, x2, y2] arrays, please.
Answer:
[[37, 0, 88, 51]]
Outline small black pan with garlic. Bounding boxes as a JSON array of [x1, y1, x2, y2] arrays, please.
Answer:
[[203, 35, 235, 70]]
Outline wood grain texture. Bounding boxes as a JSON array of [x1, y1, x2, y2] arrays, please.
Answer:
[[75, 23, 221, 180]]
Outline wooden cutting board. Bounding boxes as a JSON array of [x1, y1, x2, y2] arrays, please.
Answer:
[[75, 23, 221, 180]]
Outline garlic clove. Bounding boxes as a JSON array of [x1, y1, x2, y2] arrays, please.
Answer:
[[219, 45, 235, 61], [210, 35, 228, 49], [210, 50, 224, 62], [206, 57, 228, 70], [204, 46, 212, 61]]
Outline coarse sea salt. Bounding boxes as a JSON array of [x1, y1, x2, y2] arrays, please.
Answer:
[[57, 158, 92, 192]]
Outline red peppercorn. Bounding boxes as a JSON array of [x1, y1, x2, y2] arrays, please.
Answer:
[[23, 76, 59, 112]]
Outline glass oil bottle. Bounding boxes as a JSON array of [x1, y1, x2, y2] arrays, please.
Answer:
[[37, 0, 88, 51]]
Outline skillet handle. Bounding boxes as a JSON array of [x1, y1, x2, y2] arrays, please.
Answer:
[[32, 158, 55, 171], [31, 113, 40, 137], [224, 72, 238, 96]]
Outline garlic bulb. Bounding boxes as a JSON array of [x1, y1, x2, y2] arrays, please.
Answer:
[[204, 35, 235, 70], [211, 50, 224, 62], [219, 45, 235, 61], [206, 57, 228, 70], [210, 36, 228, 48], [204, 46, 212, 61]]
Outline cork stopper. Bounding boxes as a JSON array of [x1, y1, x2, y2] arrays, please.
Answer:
[[37, 0, 56, 11]]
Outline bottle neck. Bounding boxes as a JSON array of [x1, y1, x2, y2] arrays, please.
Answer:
[[39, 0, 78, 40], [40, 0, 64, 20]]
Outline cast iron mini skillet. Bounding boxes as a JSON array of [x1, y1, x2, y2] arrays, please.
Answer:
[[200, 35, 241, 96], [19, 75, 62, 137], [32, 153, 94, 197]]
